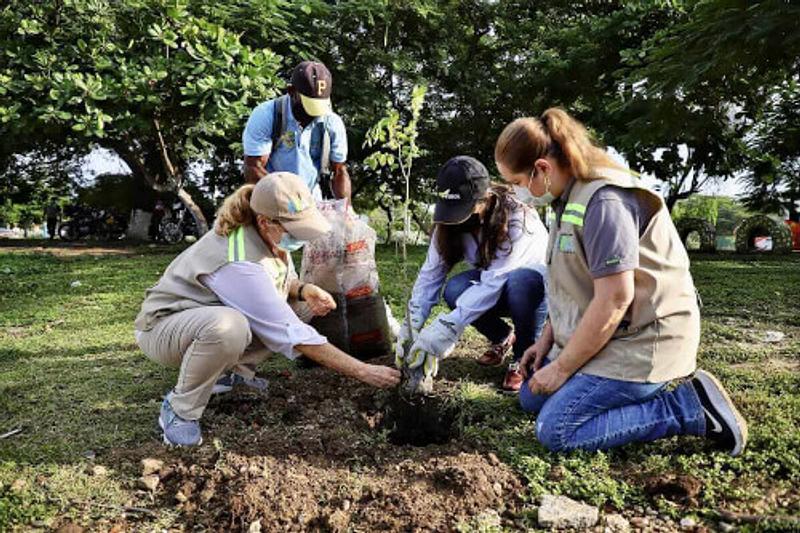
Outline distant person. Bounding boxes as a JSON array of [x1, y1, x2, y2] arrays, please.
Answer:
[[495, 108, 748, 456], [242, 61, 351, 202], [149, 199, 166, 241], [395, 156, 549, 394], [134, 172, 399, 446], [44, 200, 60, 240]]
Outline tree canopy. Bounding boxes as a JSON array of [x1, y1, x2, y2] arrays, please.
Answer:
[[2, 0, 798, 222]]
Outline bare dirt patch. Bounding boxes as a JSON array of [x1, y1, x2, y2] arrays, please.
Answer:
[[0, 240, 138, 256], [99, 357, 524, 531]]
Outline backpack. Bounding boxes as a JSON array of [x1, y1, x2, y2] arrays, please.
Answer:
[[271, 94, 333, 198]]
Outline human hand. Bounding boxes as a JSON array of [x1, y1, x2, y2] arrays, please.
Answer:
[[303, 284, 337, 316], [528, 359, 571, 396], [358, 364, 402, 389], [520, 337, 553, 379]]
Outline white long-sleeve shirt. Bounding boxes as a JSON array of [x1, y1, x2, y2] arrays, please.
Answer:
[[200, 261, 326, 359], [410, 202, 548, 331]]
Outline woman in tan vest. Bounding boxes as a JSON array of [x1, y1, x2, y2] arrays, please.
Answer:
[[134, 173, 400, 446], [493, 108, 748, 456]]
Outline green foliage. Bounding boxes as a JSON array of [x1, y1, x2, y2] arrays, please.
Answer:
[[0, 482, 47, 531], [364, 84, 429, 258]]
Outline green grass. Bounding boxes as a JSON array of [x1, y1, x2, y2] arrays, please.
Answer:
[[1, 245, 799, 529]]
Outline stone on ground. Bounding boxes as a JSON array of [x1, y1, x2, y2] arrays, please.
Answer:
[[604, 513, 630, 532], [538, 494, 599, 529]]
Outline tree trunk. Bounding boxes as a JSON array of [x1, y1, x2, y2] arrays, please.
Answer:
[[107, 136, 210, 236], [176, 187, 209, 235]]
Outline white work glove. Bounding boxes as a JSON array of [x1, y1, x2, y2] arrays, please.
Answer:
[[394, 302, 425, 368], [406, 314, 462, 379]]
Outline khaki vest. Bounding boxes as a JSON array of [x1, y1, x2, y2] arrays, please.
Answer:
[[134, 225, 293, 331], [546, 168, 700, 382]]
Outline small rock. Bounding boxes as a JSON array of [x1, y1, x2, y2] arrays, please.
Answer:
[[140, 458, 163, 476], [538, 494, 599, 529], [493, 482, 503, 495], [646, 508, 658, 517], [247, 520, 261, 533], [138, 474, 159, 492], [70, 280, 82, 288], [10, 479, 27, 492], [487, 452, 501, 466], [341, 499, 351, 512], [81, 450, 96, 460], [763, 330, 785, 343], [630, 517, 648, 529], [91, 465, 108, 477], [680, 517, 696, 529], [175, 491, 188, 503], [604, 513, 630, 532], [718, 522, 735, 532]]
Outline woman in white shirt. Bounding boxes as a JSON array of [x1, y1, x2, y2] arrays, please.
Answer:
[[395, 156, 549, 394], [134, 172, 400, 446]]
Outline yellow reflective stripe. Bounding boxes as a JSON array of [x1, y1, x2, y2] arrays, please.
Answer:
[[236, 226, 245, 260], [227, 232, 235, 261], [565, 202, 586, 214], [562, 214, 584, 227]]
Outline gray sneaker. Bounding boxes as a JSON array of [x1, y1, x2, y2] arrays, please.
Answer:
[[159, 396, 202, 447], [211, 372, 269, 395]]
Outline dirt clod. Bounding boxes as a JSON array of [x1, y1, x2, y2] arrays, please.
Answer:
[[138, 474, 160, 492], [140, 458, 163, 476]]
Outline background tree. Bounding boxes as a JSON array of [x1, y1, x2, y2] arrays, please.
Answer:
[[0, 0, 294, 232]]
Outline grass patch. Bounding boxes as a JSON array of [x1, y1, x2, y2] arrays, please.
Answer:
[[1, 244, 798, 529]]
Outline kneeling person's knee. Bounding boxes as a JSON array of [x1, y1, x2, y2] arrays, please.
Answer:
[[535, 406, 567, 452], [201, 309, 251, 359]]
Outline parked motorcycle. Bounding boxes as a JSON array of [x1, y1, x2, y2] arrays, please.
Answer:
[[158, 201, 197, 244], [59, 205, 127, 241]]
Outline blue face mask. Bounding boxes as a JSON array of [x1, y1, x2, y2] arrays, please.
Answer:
[[278, 233, 306, 252]]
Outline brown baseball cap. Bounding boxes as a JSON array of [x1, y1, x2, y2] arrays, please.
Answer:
[[290, 60, 333, 117], [251, 172, 331, 241]]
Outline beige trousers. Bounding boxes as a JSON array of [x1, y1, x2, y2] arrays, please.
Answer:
[[136, 306, 270, 420]]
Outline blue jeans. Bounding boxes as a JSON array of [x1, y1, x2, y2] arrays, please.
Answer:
[[443, 268, 548, 362], [519, 360, 707, 452]]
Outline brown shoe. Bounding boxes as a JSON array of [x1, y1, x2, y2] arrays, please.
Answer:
[[502, 363, 524, 394], [477, 332, 515, 367]]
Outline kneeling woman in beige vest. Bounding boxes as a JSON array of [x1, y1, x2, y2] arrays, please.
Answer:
[[494, 108, 748, 456], [134, 173, 400, 446]]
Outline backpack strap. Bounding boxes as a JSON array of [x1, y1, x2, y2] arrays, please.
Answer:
[[270, 95, 289, 153], [315, 117, 334, 198], [320, 116, 331, 176]]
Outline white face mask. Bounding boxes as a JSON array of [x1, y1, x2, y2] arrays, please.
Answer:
[[515, 170, 556, 207]]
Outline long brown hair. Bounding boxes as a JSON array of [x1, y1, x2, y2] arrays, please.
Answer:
[[215, 184, 256, 236], [435, 184, 523, 269], [494, 107, 625, 179]]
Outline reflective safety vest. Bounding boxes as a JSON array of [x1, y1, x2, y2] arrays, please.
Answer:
[[545, 168, 700, 382], [135, 224, 293, 331]]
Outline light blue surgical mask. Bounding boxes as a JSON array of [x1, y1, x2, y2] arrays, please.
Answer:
[[516, 170, 556, 207], [278, 233, 306, 252]]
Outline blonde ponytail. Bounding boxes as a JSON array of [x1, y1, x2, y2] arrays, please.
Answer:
[[495, 107, 626, 180], [215, 184, 256, 236]]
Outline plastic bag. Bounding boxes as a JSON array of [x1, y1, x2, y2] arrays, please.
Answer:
[[301, 200, 392, 359]]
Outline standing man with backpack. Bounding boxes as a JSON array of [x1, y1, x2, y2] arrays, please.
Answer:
[[242, 61, 351, 201]]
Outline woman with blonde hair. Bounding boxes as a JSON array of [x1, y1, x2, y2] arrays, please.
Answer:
[[494, 108, 748, 455], [134, 172, 400, 446]]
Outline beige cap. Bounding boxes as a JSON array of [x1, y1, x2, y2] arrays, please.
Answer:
[[251, 172, 331, 241]]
